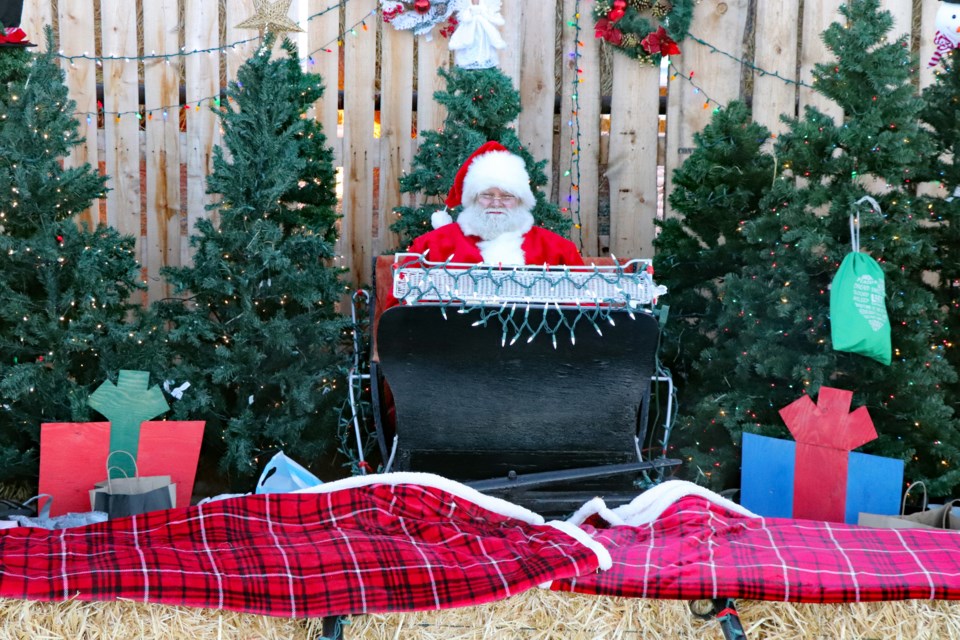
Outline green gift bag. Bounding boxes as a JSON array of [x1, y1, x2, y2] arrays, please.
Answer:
[[829, 197, 891, 365]]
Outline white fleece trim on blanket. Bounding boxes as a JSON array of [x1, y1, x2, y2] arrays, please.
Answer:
[[296, 472, 616, 574], [545, 520, 612, 570], [297, 471, 546, 525], [565, 480, 758, 527]]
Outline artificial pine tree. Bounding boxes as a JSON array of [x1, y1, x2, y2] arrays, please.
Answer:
[[668, 0, 960, 495], [157, 36, 348, 482], [390, 66, 569, 248], [652, 101, 775, 477], [920, 48, 960, 410], [654, 101, 775, 382], [0, 38, 155, 482]]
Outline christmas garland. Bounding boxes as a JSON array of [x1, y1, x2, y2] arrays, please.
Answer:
[[380, 0, 466, 37], [592, 0, 694, 64]]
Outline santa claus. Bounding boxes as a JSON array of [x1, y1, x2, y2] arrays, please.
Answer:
[[407, 141, 584, 266]]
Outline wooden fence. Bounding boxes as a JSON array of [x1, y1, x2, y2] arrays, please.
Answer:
[[19, 0, 941, 300]]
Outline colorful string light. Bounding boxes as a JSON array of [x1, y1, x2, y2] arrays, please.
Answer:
[[564, 1, 585, 251], [61, 1, 373, 122]]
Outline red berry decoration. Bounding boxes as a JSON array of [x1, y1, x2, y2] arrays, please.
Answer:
[[609, 0, 627, 22]]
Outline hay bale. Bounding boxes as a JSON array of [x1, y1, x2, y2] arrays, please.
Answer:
[[348, 591, 960, 640], [2, 591, 959, 639], [0, 598, 323, 640]]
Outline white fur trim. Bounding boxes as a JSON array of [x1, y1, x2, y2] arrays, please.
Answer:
[[461, 150, 536, 210], [545, 520, 612, 570], [565, 480, 758, 527], [296, 471, 546, 525], [431, 208, 454, 229], [478, 230, 525, 264]]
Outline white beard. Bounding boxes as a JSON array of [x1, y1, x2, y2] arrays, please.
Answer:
[[457, 203, 535, 241]]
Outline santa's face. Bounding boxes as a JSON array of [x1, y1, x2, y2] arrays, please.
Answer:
[[458, 189, 533, 240], [937, 2, 960, 45]]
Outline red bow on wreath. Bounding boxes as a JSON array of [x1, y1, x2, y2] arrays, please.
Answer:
[[641, 26, 681, 57], [0, 28, 29, 45], [594, 18, 623, 47], [382, 6, 404, 22]]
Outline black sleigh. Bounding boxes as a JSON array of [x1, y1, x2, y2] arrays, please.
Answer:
[[349, 254, 682, 516]]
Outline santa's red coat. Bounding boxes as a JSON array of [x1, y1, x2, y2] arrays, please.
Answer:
[[407, 222, 584, 266]]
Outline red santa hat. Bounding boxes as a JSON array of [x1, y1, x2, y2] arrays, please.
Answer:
[[431, 141, 537, 229]]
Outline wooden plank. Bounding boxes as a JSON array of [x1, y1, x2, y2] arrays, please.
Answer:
[[100, 0, 140, 248], [183, 0, 220, 260], [752, 0, 800, 135], [225, 0, 259, 82], [20, 0, 52, 52], [880, 0, 912, 40], [308, 0, 342, 167], [499, 0, 522, 86], [415, 33, 450, 142], [608, 61, 659, 260], [918, 0, 945, 199], [341, 0, 377, 287], [377, 20, 415, 255], [664, 0, 749, 219], [799, 0, 843, 118], [920, 0, 941, 90], [412, 34, 450, 211], [558, 0, 601, 256], [143, 0, 181, 302], [518, 0, 557, 197], [57, 0, 99, 228]]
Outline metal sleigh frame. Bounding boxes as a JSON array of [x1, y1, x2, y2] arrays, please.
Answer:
[[342, 254, 747, 639]]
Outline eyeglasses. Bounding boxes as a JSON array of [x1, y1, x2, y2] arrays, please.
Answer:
[[477, 192, 518, 207]]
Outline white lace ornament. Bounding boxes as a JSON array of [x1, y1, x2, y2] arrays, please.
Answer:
[[380, 0, 467, 38], [448, 0, 506, 69]]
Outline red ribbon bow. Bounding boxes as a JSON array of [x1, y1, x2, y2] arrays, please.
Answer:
[[0, 28, 28, 45], [594, 18, 623, 47], [641, 26, 681, 56]]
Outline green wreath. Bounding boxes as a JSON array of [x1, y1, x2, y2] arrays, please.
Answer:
[[592, 0, 694, 65]]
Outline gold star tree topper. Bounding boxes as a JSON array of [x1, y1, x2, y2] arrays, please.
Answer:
[[235, 0, 304, 34]]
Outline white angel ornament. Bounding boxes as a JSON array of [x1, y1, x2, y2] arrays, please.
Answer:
[[448, 0, 506, 69]]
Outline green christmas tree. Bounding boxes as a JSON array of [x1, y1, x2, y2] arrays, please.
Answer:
[[655, 101, 775, 385], [667, 0, 960, 495], [653, 101, 776, 476], [0, 39, 155, 482], [157, 37, 348, 482], [391, 66, 569, 248], [920, 48, 960, 410]]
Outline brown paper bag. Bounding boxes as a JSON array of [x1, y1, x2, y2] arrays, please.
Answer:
[[859, 481, 960, 530]]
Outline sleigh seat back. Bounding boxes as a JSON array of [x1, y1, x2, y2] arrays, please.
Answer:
[[371, 255, 680, 514]]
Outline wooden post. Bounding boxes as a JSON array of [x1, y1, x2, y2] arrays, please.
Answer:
[[183, 0, 220, 260], [518, 1, 558, 199], [752, 0, 800, 136], [664, 0, 750, 219], [607, 61, 659, 260], [100, 0, 141, 250], [377, 20, 415, 256], [558, 0, 601, 256], [341, 0, 377, 287], [143, 0, 182, 301], [57, 0, 100, 228]]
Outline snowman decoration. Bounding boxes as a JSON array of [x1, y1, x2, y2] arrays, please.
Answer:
[[930, 0, 960, 68]]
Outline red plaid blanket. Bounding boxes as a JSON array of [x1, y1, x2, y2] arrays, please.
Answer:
[[0, 473, 606, 617], [552, 481, 960, 603]]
